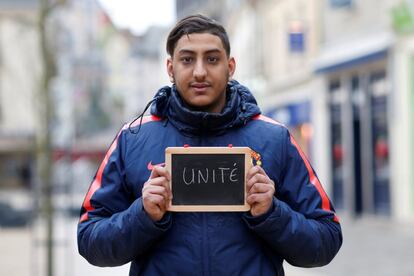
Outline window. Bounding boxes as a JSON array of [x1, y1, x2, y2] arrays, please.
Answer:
[[288, 20, 305, 54], [330, 0, 352, 8]]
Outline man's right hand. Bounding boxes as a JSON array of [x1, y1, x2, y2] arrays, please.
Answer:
[[142, 166, 172, 222]]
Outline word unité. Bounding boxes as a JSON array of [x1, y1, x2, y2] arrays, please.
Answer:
[[182, 163, 239, 185]]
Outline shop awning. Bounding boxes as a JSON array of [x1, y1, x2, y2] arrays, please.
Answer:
[[314, 32, 394, 73]]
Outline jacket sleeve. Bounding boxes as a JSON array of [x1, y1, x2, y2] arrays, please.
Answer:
[[77, 127, 172, 267], [243, 128, 342, 267]]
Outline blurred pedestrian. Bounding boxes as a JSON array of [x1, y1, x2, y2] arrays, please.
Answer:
[[77, 14, 342, 275]]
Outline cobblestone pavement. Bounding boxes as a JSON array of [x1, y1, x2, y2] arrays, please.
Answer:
[[1, 214, 413, 276]]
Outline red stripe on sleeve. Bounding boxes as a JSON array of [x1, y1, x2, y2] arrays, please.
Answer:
[[290, 135, 340, 222], [80, 212, 88, 222], [253, 114, 339, 223], [79, 116, 161, 223], [129, 115, 162, 128], [79, 124, 130, 222], [79, 131, 122, 223], [252, 114, 284, 126]]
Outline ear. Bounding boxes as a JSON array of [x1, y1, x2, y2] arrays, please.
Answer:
[[228, 57, 236, 80], [166, 57, 174, 83]]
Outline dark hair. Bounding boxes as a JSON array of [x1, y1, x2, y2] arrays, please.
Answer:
[[166, 14, 230, 57]]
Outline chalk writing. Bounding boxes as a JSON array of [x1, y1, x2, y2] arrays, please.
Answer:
[[182, 163, 239, 185]]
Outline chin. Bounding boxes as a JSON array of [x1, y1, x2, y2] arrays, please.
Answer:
[[189, 98, 211, 107]]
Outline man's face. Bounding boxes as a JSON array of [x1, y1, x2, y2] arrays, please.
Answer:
[[167, 33, 235, 113]]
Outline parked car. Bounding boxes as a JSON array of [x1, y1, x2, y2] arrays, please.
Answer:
[[0, 201, 32, 227]]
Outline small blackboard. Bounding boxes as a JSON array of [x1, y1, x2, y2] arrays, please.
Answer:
[[165, 147, 252, 212]]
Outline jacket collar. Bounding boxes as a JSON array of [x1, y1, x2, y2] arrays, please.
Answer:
[[150, 80, 261, 136]]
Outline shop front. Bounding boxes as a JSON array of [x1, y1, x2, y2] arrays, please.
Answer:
[[315, 35, 392, 216]]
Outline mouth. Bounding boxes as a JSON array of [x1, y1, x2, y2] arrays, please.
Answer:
[[190, 82, 211, 93]]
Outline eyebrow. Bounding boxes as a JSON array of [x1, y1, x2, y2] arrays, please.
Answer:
[[177, 48, 223, 55]]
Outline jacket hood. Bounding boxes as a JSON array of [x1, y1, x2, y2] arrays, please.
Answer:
[[150, 80, 261, 136]]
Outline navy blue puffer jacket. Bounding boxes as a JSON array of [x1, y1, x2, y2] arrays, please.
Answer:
[[77, 80, 342, 275]]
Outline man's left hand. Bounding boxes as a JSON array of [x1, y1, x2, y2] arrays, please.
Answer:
[[246, 165, 275, 217]]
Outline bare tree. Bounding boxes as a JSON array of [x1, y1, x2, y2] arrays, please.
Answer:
[[37, 0, 66, 275]]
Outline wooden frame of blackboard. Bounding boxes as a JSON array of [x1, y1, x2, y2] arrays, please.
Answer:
[[165, 147, 252, 212]]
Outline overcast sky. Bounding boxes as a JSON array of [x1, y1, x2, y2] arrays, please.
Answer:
[[98, 0, 176, 35]]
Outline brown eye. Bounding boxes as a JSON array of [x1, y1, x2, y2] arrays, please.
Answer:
[[181, 57, 193, 64], [207, 57, 219, 63]]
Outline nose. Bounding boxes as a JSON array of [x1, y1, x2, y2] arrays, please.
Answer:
[[193, 60, 207, 80]]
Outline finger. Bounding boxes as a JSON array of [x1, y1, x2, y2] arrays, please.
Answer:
[[247, 165, 268, 178], [145, 176, 169, 187], [246, 165, 261, 180], [246, 165, 270, 184], [144, 194, 168, 211], [253, 165, 267, 176], [247, 183, 275, 195], [150, 165, 171, 181], [143, 185, 171, 201], [154, 194, 169, 212], [246, 173, 271, 191], [246, 192, 274, 205], [246, 173, 267, 188], [144, 175, 172, 199]]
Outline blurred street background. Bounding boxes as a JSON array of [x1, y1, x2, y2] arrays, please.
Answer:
[[0, 0, 414, 275]]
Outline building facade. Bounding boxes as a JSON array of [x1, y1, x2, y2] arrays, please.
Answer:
[[0, 1, 39, 194], [227, 0, 331, 191], [0, 0, 149, 211], [197, 0, 414, 221], [315, 0, 414, 221]]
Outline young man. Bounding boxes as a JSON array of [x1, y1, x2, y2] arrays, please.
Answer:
[[78, 14, 342, 275]]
